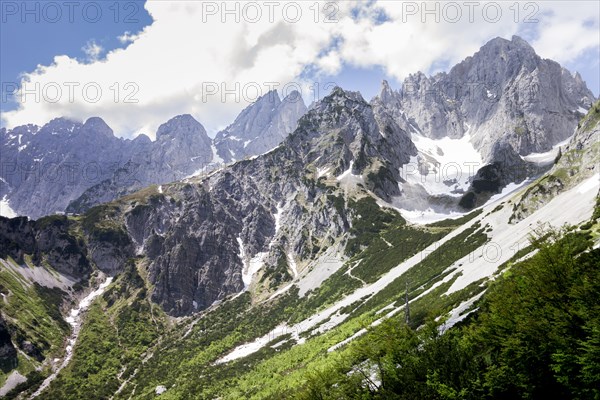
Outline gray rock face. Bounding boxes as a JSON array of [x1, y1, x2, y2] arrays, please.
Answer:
[[214, 90, 307, 162], [372, 36, 595, 208], [129, 87, 423, 315], [399, 72, 466, 140], [398, 36, 594, 161], [1, 87, 416, 316], [67, 114, 214, 212], [2, 97, 306, 218], [0, 215, 90, 278], [0, 118, 137, 219], [4, 37, 592, 220]]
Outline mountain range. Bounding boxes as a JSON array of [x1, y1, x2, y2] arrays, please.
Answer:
[[1, 90, 307, 219], [0, 35, 598, 399]]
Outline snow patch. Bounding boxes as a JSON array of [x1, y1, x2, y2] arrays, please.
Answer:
[[522, 136, 572, 166], [438, 291, 486, 334], [288, 253, 298, 278], [398, 207, 466, 224], [336, 161, 355, 181], [211, 144, 224, 164], [445, 173, 599, 295], [577, 173, 599, 194], [155, 385, 167, 395], [317, 167, 330, 178], [216, 323, 289, 364], [0, 196, 17, 218], [33, 277, 113, 398], [273, 205, 283, 236], [486, 179, 531, 204], [237, 237, 266, 289], [404, 132, 483, 197]]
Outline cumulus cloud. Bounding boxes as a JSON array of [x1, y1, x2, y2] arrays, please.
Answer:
[[117, 31, 140, 45], [81, 40, 104, 62], [2, 0, 598, 138], [530, 2, 600, 63]]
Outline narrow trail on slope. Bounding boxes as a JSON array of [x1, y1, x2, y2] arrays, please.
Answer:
[[346, 261, 367, 286]]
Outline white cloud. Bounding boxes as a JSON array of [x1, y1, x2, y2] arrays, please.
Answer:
[[2, 1, 598, 138], [117, 31, 139, 44], [81, 40, 104, 62], [530, 3, 600, 63]]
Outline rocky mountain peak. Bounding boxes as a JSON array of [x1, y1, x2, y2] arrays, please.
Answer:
[[281, 90, 303, 104], [378, 80, 400, 105], [156, 114, 207, 140], [306, 87, 368, 121], [132, 133, 152, 145], [82, 117, 114, 138], [256, 89, 282, 106], [40, 117, 81, 135], [479, 35, 536, 55], [214, 89, 306, 162], [511, 34, 535, 49]]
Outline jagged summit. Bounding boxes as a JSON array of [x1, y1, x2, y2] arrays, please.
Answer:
[[82, 117, 114, 138], [156, 114, 206, 139], [214, 89, 307, 162], [39, 117, 82, 135]]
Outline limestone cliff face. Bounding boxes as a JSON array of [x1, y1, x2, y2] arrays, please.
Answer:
[[121, 87, 415, 315], [398, 36, 593, 161], [0, 87, 417, 316], [375, 36, 594, 208], [3, 37, 593, 220], [65, 114, 214, 214], [0, 117, 137, 219], [214, 90, 307, 163], [0, 215, 90, 278]]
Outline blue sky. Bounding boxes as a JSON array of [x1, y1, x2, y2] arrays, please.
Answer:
[[1, 0, 152, 112], [1, 1, 598, 137]]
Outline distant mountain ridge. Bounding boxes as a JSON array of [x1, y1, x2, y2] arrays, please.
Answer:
[[0, 91, 308, 218]]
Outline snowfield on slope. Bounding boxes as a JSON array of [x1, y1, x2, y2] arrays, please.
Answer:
[[403, 132, 483, 197], [443, 173, 599, 295]]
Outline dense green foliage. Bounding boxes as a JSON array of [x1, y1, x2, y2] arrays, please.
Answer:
[[426, 209, 483, 228], [0, 260, 69, 368], [345, 197, 404, 256], [578, 99, 600, 132], [43, 259, 165, 399]]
